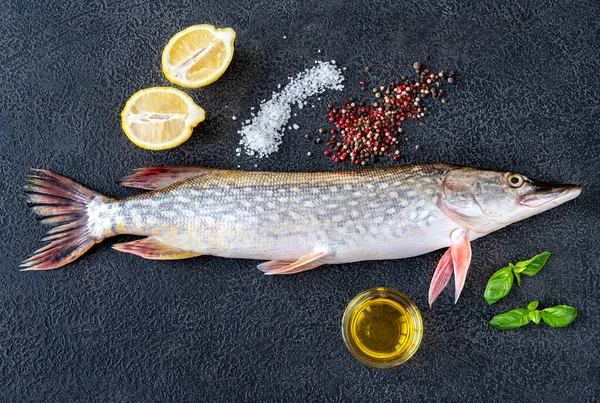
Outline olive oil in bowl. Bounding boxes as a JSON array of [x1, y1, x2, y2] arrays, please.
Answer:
[[342, 288, 423, 368]]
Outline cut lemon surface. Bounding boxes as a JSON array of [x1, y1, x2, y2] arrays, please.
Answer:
[[121, 87, 205, 150], [162, 24, 236, 88]]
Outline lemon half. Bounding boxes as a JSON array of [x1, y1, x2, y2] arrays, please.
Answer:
[[162, 24, 236, 88], [121, 87, 205, 150]]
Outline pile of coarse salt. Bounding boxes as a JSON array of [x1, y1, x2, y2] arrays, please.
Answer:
[[237, 61, 344, 158]]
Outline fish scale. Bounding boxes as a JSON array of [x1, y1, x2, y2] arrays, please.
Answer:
[[22, 165, 580, 305]]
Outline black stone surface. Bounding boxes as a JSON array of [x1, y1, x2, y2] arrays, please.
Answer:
[[1, 0, 599, 401]]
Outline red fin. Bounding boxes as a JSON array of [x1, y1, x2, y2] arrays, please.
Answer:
[[257, 252, 331, 275], [112, 237, 201, 260], [451, 230, 472, 303], [120, 166, 221, 190], [428, 228, 472, 306], [22, 170, 107, 270], [428, 248, 454, 307]]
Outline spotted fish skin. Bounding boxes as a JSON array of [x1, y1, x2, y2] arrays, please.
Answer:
[[87, 164, 456, 263], [23, 164, 580, 304]]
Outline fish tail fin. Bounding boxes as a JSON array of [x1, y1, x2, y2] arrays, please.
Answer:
[[21, 169, 109, 271]]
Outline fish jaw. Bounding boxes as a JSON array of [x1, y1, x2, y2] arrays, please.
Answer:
[[520, 184, 581, 209], [494, 184, 582, 231]]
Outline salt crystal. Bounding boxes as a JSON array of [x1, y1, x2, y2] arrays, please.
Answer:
[[283, 36, 287, 39], [232, 116, 237, 120], [237, 61, 344, 158], [293, 124, 299, 130], [317, 49, 321, 53]]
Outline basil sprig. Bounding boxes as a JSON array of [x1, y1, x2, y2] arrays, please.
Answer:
[[484, 252, 551, 304], [489, 300, 578, 330]]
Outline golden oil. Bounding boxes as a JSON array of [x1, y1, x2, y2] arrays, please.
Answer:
[[342, 288, 423, 368]]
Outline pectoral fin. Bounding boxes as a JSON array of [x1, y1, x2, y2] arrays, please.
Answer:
[[428, 248, 454, 307], [428, 228, 472, 306], [257, 251, 332, 275], [451, 229, 472, 303], [113, 237, 201, 260]]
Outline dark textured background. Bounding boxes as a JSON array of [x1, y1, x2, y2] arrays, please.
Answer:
[[1, 0, 599, 401]]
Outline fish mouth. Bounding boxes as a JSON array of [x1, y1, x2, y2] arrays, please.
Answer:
[[520, 184, 582, 208]]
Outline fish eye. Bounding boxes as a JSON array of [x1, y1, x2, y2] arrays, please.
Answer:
[[507, 174, 524, 188]]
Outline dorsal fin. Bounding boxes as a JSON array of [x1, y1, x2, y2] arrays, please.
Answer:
[[120, 166, 221, 190]]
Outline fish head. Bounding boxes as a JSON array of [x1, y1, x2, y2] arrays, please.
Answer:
[[438, 167, 581, 234]]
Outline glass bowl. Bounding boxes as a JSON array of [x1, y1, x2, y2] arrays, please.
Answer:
[[341, 287, 423, 368]]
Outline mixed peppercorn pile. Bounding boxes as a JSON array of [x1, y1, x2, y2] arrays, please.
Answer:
[[311, 62, 455, 165]]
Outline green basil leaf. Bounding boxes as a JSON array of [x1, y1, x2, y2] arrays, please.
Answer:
[[489, 309, 531, 330], [541, 305, 578, 328], [527, 300, 539, 311], [514, 251, 551, 276], [528, 310, 542, 324], [484, 266, 514, 304], [514, 271, 522, 287]]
